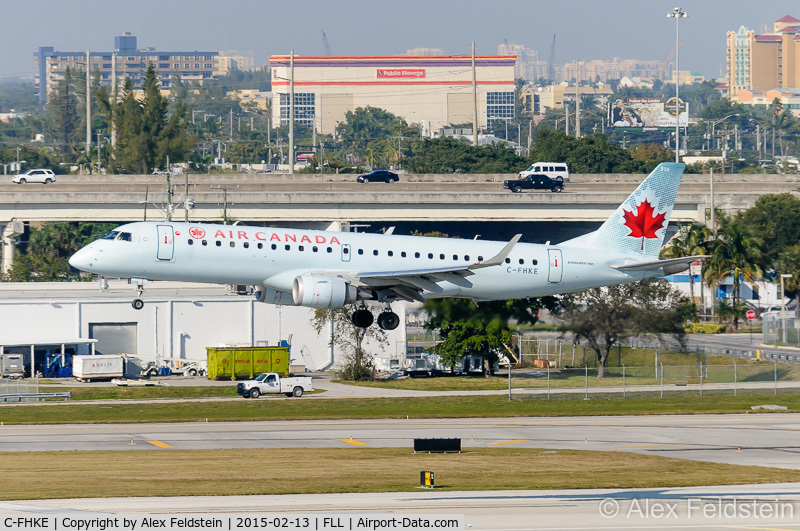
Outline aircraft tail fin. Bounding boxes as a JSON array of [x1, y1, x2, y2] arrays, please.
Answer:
[[560, 162, 685, 256]]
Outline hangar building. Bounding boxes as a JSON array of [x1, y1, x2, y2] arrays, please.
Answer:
[[0, 281, 407, 377]]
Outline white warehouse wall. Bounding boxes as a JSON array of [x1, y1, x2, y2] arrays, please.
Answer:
[[0, 281, 406, 372]]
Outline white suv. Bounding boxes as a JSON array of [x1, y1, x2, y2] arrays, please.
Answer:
[[12, 169, 56, 184]]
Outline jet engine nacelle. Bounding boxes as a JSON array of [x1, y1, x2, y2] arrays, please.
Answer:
[[254, 288, 296, 305], [292, 274, 358, 308]]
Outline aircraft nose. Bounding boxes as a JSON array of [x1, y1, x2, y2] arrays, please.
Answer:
[[69, 245, 98, 271]]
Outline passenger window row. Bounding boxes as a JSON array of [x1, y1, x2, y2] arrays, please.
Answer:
[[185, 239, 538, 264]]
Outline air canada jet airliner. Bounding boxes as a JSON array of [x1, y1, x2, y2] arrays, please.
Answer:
[[69, 162, 704, 330]]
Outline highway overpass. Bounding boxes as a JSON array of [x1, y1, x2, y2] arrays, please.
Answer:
[[1, 172, 795, 224]]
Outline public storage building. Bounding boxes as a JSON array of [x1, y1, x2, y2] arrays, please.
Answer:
[[0, 281, 407, 377], [269, 54, 517, 136]]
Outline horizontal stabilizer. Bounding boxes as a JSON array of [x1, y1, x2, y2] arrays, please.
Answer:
[[611, 255, 710, 272]]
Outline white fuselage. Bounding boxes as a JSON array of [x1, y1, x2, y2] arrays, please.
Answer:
[[69, 221, 659, 303]]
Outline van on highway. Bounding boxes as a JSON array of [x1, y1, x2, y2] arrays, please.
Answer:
[[518, 163, 569, 181]]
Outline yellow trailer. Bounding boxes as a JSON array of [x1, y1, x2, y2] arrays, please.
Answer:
[[206, 347, 290, 380]]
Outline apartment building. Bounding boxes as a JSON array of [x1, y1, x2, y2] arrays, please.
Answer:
[[34, 33, 222, 104], [727, 15, 800, 100]]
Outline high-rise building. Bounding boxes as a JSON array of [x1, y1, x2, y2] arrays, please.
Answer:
[[726, 15, 800, 99], [34, 33, 221, 104], [496, 43, 547, 82]]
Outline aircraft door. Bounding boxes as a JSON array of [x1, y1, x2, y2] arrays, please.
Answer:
[[547, 249, 563, 283], [156, 224, 175, 261], [341, 243, 351, 262]]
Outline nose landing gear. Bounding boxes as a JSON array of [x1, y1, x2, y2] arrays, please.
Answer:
[[131, 280, 146, 310]]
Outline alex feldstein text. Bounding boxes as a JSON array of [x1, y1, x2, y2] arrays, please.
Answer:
[[598, 497, 795, 521], [0, 514, 464, 531]]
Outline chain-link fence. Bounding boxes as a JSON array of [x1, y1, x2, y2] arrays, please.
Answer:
[[763, 316, 800, 347], [507, 361, 795, 399]]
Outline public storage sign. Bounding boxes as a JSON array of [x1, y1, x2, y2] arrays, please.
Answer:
[[377, 69, 425, 78]]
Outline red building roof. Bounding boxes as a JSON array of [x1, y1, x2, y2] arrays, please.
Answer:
[[776, 15, 800, 23], [756, 34, 783, 42]]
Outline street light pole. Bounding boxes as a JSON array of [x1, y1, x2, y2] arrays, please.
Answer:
[[781, 274, 792, 344], [667, 7, 687, 163]]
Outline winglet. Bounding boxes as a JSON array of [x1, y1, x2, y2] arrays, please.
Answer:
[[470, 234, 522, 270]]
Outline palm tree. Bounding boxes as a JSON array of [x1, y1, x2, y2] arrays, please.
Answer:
[[705, 222, 766, 330], [661, 222, 711, 309]]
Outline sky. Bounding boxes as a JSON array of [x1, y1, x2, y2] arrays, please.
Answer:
[[2, 0, 800, 81]]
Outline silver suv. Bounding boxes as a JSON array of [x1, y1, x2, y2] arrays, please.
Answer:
[[13, 169, 56, 184]]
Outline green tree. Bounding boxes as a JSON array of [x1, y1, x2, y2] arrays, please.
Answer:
[[558, 280, 687, 378], [108, 65, 196, 173], [704, 222, 767, 330], [424, 297, 556, 374], [46, 68, 80, 153], [311, 306, 388, 381], [776, 243, 800, 315], [2, 222, 116, 282], [660, 222, 712, 309], [736, 193, 800, 261]]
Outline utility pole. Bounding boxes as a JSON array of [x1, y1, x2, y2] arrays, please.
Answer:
[[756, 124, 762, 159], [111, 52, 116, 148], [86, 50, 91, 160], [575, 59, 580, 138], [289, 50, 295, 175], [96, 131, 101, 173], [471, 42, 478, 147], [709, 168, 715, 236], [229, 108, 233, 142]]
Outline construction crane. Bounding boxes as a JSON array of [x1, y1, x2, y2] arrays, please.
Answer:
[[548, 34, 556, 81], [322, 30, 331, 56], [662, 40, 681, 81]]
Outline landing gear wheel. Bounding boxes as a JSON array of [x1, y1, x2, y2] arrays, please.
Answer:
[[249, 388, 260, 398], [351, 308, 374, 328], [377, 311, 400, 331], [132, 299, 144, 310]]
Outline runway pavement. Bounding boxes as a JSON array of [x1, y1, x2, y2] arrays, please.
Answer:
[[3, 414, 800, 470]]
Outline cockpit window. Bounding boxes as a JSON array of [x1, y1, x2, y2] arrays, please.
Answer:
[[117, 232, 132, 241], [101, 231, 119, 240]]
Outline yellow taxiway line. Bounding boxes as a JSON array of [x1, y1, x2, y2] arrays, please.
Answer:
[[338, 438, 369, 447]]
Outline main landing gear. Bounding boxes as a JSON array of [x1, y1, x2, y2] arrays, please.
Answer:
[[350, 305, 399, 330]]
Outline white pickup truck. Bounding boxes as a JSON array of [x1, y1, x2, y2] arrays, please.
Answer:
[[237, 372, 314, 398]]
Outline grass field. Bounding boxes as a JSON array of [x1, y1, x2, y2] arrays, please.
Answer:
[[3, 447, 799, 500], [3, 393, 800, 425]]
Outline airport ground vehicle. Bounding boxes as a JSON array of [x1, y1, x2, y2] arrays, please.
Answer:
[[356, 170, 399, 183], [504, 174, 564, 193], [237, 372, 313, 398], [0, 354, 25, 378], [12, 169, 56, 184], [72, 354, 124, 381], [517, 162, 569, 181]]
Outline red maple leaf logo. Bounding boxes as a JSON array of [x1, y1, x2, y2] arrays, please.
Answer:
[[622, 198, 667, 250]]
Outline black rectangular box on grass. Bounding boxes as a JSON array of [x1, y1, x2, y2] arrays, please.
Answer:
[[414, 438, 461, 453]]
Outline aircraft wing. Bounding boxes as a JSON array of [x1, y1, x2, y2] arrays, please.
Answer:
[[353, 234, 522, 303], [610, 255, 710, 272]]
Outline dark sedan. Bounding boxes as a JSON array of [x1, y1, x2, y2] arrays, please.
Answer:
[[357, 170, 399, 183]]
